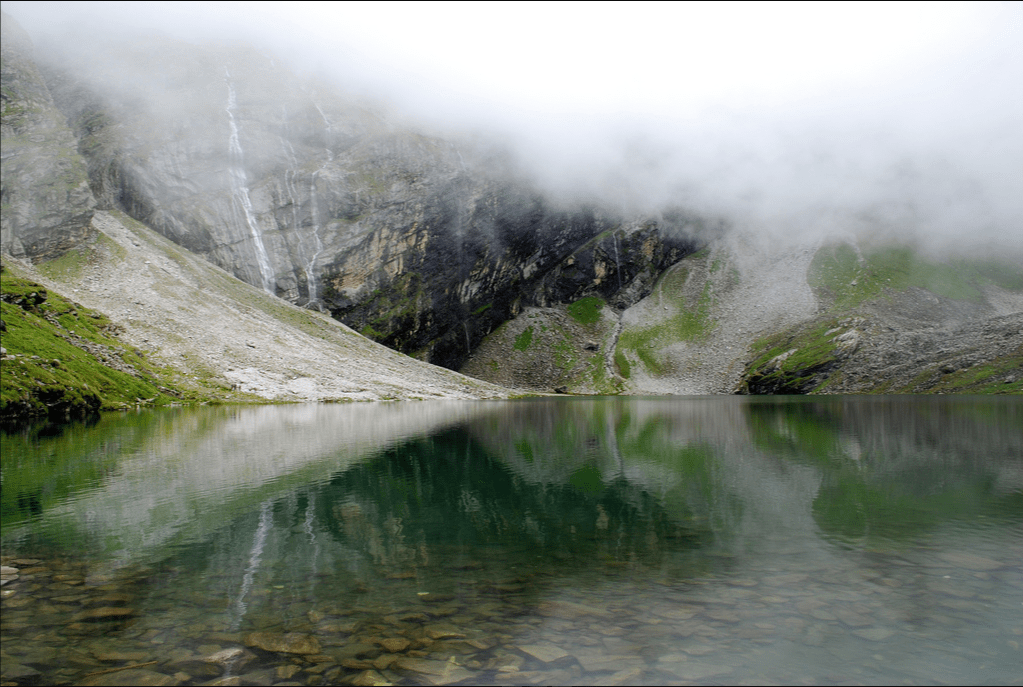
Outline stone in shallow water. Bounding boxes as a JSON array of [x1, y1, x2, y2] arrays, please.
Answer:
[[657, 657, 734, 679], [2, 663, 41, 680], [537, 599, 611, 620], [242, 631, 321, 655], [574, 652, 643, 672], [651, 605, 698, 620], [71, 607, 135, 622], [351, 669, 391, 686], [424, 624, 465, 640], [938, 552, 1002, 571], [201, 647, 254, 670], [93, 649, 151, 662], [516, 642, 570, 664], [379, 637, 411, 653], [592, 666, 646, 686], [392, 657, 474, 685], [80, 668, 180, 686]]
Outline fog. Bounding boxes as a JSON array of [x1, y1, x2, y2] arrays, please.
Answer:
[[4, 0, 1021, 255]]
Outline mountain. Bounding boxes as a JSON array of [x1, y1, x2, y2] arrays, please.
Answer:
[[1, 12, 1020, 421]]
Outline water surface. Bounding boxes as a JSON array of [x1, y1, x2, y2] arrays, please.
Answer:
[[2, 396, 1021, 685]]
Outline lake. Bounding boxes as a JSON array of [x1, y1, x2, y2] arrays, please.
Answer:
[[2, 396, 1021, 686]]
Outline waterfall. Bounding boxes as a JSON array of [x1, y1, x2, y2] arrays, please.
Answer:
[[306, 167, 327, 306], [225, 71, 274, 294], [613, 232, 623, 291]]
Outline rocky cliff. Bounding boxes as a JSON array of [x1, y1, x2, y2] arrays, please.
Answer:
[[0, 15, 95, 261], [2, 13, 1020, 401], [10, 25, 701, 372]]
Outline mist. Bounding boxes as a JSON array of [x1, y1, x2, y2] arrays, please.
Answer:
[[4, 0, 1021, 256]]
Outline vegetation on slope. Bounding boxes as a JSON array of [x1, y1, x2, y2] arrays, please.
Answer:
[[809, 243, 1023, 310], [741, 243, 1023, 395], [618, 263, 716, 376], [0, 266, 199, 421]]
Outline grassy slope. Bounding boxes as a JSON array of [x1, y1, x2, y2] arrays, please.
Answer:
[[0, 267, 207, 421], [616, 248, 720, 378], [742, 243, 1023, 394]]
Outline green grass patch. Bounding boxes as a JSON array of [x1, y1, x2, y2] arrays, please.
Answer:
[[0, 271, 186, 420], [567, 296, 605, 325], [810, 243, 1023, 310], [743, 320, 846, 393], [614, 350, 631, 379], [513, 325, 534, 352], [618, 279, 715, 375]]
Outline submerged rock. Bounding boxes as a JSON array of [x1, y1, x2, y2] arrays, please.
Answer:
[[242, 631, 321, 655]]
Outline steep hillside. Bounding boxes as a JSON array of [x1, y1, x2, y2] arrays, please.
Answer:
[[739, 242, 1023, 394], [16, 24, 704, 371], [1, 209, 512, 421], [465, 235, 1023, 395]]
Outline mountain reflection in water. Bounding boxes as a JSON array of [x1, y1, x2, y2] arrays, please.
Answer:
[[2, 396, 1021, 686]]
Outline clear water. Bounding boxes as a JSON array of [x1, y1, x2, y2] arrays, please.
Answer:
[[2, 396, 1021, 686]]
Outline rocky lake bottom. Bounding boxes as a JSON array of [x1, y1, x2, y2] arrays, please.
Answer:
[[2, 397, 1021, 685]]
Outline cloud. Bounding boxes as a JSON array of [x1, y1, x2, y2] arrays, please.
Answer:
[[4, 0, 1021, 254]]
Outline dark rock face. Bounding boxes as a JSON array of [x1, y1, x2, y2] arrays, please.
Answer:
[[0, 13, 96, 262], [20, 31, 702, 369]]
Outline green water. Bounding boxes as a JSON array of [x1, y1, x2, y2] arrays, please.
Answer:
[[2, 397, 1021, 685]]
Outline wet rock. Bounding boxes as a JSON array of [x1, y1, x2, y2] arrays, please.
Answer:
[[94, 649, 151, 662], [234, 668, 275, 686], [242, 631, 321, 655], [537, 599, 611, 620], [574, 652, 642, 673], [939, 551, 1003, 571], [392, 657, 474, 685], [378, 637, 411, 653], [318, 619, 359, 634], [351, 669, 391, 686], [80, 668, 180, 686], [167, 658, 221, 678], [326, 642, 380, 662], [424, 624, 465, 640], [275, 665, 301, 680], [1, 662, 41, 680], [201, 647, 254, 671], [199, 678, 243, 686], [650, 605, 698, 620], [657, 657, 734, 679], [516, 641, 570, 664], [592, 666, 646, 686], [71, 607, 135, 622]]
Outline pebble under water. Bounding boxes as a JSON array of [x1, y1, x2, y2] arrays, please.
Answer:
[[2, 396, 1021, 686]]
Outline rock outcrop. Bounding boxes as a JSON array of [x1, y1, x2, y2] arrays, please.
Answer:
[[0, 13, 96, 262], [24, 29, 706, 370]]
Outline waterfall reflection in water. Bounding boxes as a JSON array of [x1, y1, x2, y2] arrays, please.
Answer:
[[1, 396, 1021, 685]]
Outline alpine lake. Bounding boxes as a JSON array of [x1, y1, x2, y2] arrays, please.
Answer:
[[2, 396, 1021, 686]]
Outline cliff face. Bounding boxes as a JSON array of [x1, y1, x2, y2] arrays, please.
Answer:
[[4, 16, 1019, 398], [22, 30, 700, 370], [0, 14, 96, 262]]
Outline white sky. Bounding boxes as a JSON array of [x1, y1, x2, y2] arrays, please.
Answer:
[[4, 0, 1022, 248]]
